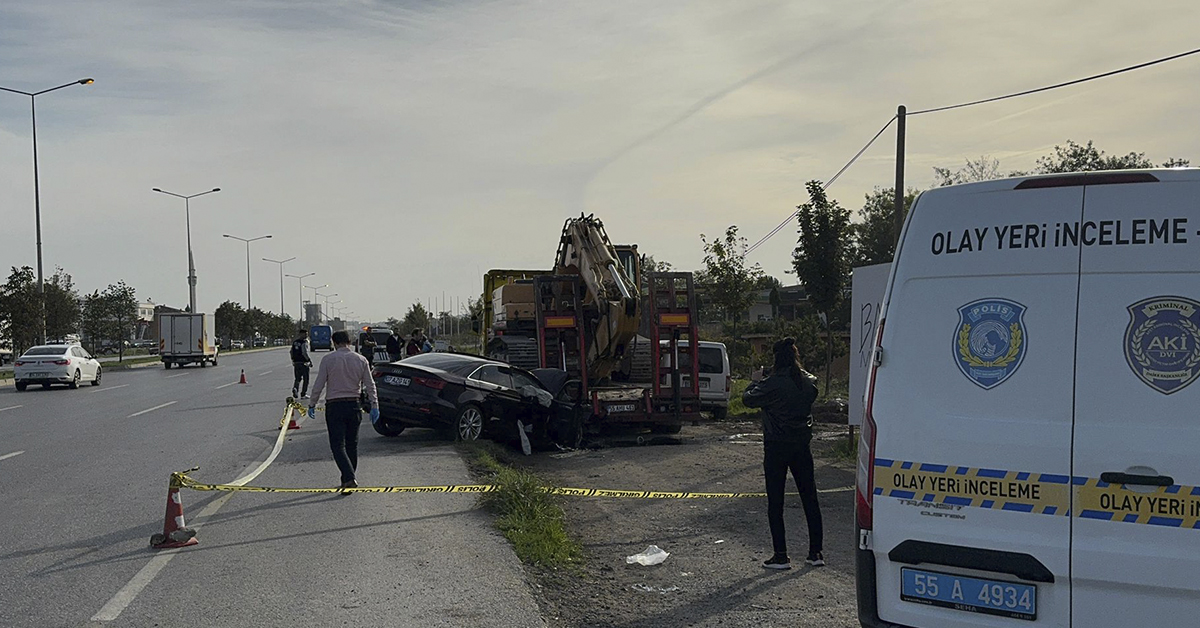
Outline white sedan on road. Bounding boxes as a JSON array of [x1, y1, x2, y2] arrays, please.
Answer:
[[13, 345, 102, 391]]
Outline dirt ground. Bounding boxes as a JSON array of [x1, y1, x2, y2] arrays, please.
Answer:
[[518, 420, 860, 628]]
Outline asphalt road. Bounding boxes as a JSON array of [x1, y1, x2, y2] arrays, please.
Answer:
[[0, 347, 544, 627]]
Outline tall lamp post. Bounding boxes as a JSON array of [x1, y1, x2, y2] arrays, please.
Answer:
[[0, 77, 94, 343], [152, 187, 221, 312], [222, 233, 271, 310], [285, 273, 316, 321], [263, 257, 296, 316]]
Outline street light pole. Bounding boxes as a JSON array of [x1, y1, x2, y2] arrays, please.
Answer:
[[223, 234, 271, 310], [0, 78, 94, 343], [263, 257, 296, 316], [316, 292, 338, 322], [153, 187, 221, 312], [285, 273, 316, 321]]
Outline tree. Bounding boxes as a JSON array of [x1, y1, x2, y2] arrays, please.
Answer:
[[699, 226, 764, 333], [215, 301, 246, 342], [401, 302, 431, 336], [792, 180, 852, 393], [932, 156, 1005, 187], [0, 267, 41, 355], [44, 267, 81, 342], [1032, 139, 1176, 173], [852, 187, 917, 266], [101, 282, 138, 361], [385, 317, 402, 333]]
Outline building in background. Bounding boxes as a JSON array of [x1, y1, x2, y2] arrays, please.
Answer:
[[304, 303, 323, 327]]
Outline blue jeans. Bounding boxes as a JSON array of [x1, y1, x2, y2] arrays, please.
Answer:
[[325, 399, 362, 484]]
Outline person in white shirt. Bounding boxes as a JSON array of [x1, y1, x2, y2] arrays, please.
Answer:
[[308, 330, 379, 490]]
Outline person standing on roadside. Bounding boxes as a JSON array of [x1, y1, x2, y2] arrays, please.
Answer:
[[385, 330, 402, 363], [405, 329, 425, 357], [359, 333, 377, 367], [290, 329, 312, 399], [742, 337, 824, 570], [308, 330, 379, 490]]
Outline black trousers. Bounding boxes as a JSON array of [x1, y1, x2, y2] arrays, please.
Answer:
[[763, 439, 823, 557], [292, 363, 309, 396], [325, 399, 362, 484]]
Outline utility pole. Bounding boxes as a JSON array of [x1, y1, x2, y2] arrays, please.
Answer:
[[893, 104, 907, 246]]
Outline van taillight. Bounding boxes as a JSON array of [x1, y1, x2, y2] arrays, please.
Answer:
[[725, 375, 731, 392], [14, 361, 26, 367], [856, 319, 883, 531]]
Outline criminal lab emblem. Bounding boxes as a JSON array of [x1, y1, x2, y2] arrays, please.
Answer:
[[1124, 296, 1200, 395], [954, 299, 1027, 389]]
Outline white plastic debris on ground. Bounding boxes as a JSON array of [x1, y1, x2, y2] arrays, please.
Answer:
[[625, 545, 670, 566]]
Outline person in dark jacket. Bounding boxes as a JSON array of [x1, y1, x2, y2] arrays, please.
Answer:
[[359, 333, 376, 367], [405, 329, 425, 357], [385, 331, 402, 363], [742, 337, 824, 570], [290, 329, 312, 399]]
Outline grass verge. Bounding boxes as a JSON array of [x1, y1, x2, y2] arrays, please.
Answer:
[[460, 442, 582, 570]]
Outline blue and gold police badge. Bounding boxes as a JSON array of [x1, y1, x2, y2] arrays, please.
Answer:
[[954, 299, 1028, 389], [1124, 296, 1200, 395]]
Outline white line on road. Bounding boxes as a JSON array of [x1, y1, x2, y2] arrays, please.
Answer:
[[92, 410, 296, 622], [0, 405, 23, 412], [127, 401, 177, 418], [88, 384, 129, 394], [0, 450, 24, 461], [214, 382, 238, 390], [258, 371, 272, 376], [165, 373, 188, 379]]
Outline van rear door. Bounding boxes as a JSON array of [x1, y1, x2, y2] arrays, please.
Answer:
[[870, 182, 1081, 627], [1071, 172, 1200, 625]]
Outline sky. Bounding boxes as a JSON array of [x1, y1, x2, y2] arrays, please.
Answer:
[[1, 0, 1198, 323]]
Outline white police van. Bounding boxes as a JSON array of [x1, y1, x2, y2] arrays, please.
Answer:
[[856, 169, 1200, 627]]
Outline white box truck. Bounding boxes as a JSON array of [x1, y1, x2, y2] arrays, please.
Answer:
[[158, 313, 218, 369]]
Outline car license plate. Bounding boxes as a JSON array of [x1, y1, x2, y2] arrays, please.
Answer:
[[606, 404, 637, 413], [901, 568, 1036, 621], [27, 372, 48, 378], [699, 380, 709, 389], [384, 375, 410, 387]]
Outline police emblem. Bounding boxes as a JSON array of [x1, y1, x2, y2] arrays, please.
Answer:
[[1124, 296, 1200, 395], [953, 299, 1028, 389]]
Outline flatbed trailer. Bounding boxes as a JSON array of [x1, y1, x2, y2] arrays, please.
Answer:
[[534, 272, 701, 433]]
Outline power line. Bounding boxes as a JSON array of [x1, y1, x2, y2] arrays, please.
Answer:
[[745, 115, 896, 255], [745, 45, 1200, 257], [911, 46, 1200, 116]]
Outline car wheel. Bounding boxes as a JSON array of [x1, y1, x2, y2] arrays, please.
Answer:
[[454, 404, 484, 442], [164, 362, 171, 370], [69, 370, 81, 389], [41, 383, 51, 389], [372, 418, 406, 437], [650, 423, 683, 434], [554, 413, 586, 449], [92, 368, 102, 386], [711, 407, 728, 421], [15, 382, 26, 392]]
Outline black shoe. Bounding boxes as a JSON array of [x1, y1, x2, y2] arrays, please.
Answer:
[[806, 552, 825, 567], [762, 554, 791, 570]]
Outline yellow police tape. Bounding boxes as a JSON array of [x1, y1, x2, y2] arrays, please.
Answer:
[[167, 400, 855, 499], [171, 470, 854, 498]]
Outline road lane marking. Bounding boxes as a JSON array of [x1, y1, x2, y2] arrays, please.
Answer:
[[127, 401, 177, 418], [214, 382, 238, 390], [92, 406, 295, 622], [165, 373, 188, 379], [0, 451, 24, 461], [258, 371, 272, 376], [88, 384, 129, 394], [0, 405, 23, 412]]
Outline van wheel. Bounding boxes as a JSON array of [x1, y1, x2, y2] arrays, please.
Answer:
[[164, 362, 171, 370], [711, 407, 728, 421], [200, 360, 206, 368], [15, 382, 26, 392]]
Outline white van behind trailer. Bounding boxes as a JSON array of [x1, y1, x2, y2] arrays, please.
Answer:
[[158, 313, 218, 369], [856, 169, 1200, 627]]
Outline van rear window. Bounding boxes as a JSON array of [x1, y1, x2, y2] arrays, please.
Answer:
[[699, 347, 724, 374]]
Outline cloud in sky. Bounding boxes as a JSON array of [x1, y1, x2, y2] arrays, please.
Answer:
[[1, 0, 1197, 322]]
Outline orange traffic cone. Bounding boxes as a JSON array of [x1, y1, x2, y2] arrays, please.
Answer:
[[150, 483, 198, 549], [239, 369, 247, 385], [287, 405, 302, 430]]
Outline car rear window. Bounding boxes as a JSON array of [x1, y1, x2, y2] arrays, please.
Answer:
[[402, 352, 487, 376], [23, 346, 68, 356], [699, 347, 724, 374]]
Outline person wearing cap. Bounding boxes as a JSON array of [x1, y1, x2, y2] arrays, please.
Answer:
[[308, 330, 379, 490]]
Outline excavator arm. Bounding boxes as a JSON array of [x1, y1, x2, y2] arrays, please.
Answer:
[[553, 214, 641, 380]]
